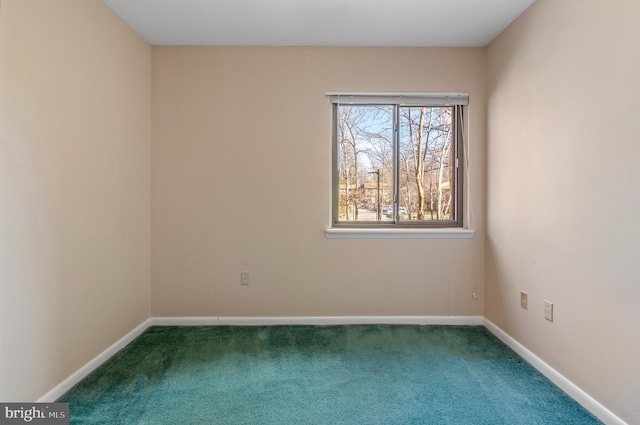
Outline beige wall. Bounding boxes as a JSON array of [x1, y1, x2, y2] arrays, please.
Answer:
[[0, 0, 151, 401], [486, 0, 640, 422], [151, 47, 485, 318]]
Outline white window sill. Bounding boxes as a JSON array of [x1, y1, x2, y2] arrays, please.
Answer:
[[325, 228, 475, 239]]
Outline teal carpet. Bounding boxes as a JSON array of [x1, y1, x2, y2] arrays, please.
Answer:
[[58, 325, 601, 424]]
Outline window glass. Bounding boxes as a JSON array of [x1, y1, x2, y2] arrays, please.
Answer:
[[333, 99, 463, 228]]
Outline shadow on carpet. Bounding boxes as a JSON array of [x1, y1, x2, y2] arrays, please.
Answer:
[[58, 325, 602, 424]]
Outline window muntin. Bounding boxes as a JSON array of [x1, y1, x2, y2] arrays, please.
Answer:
[[331, 93, 465, 228]]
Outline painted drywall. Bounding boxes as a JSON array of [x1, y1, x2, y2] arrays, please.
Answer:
[[0, 0, 151, 401], [486, 0, 640, 422], [151, 47, 485, 318]]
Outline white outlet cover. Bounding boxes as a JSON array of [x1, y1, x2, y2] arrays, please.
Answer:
[[544, 300, 553, 322]]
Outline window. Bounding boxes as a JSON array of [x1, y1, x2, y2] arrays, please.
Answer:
[[329, 93, 467, 229]]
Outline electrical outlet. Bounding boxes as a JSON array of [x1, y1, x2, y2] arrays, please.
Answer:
[[520, 291, 528, 310], [240, 272, 250, 286], [544, 300, 553, 322]]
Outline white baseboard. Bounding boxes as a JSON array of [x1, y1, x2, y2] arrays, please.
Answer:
[[37, 319, 152, 402], [150, 315, 484, 326], [483, 319, 627, 425]]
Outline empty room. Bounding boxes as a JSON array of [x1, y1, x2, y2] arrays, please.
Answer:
[[1, 0, 638, 424]]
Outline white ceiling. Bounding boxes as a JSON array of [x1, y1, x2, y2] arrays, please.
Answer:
[[101, 0, 535, 47]]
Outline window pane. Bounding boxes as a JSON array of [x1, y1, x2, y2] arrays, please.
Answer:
[[398, 106, 454, 221], [337, 105, 393, 222]]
